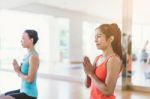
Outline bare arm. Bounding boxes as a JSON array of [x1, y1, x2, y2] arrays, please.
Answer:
[[12, 59, 22, 72], [90, 56, 122, 96], [84, 75, 91, 88], [17, 55, 39, 83], [83, 56, 96, 88]]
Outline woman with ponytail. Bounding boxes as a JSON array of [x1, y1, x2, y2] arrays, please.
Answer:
[[83, 23, 123, 99]]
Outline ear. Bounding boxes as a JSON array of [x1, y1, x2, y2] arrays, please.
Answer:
[[31, 38, 34, 43], [110, 36, 114, 42]]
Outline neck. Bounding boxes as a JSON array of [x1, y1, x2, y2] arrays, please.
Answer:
[[102, 46, 115, 57], [27, 46, 35, 53]]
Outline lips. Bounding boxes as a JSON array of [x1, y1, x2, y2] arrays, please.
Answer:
[[96, 44, 100, 46]]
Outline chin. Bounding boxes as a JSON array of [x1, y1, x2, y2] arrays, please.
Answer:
[[21, 45, 25, 48], [96, 46, 101, 50]]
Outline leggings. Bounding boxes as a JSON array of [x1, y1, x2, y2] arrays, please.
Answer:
[[5, 89, 37, 99]]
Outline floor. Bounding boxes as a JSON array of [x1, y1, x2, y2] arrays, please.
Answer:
[[0, 63, 150, 99]]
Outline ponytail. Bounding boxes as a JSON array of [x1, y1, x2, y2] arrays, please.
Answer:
[[96, 23, 123, 60]]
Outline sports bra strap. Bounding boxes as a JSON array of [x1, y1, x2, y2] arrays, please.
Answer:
[[93, 55, 102, 67]]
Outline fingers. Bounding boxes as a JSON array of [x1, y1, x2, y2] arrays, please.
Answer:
[[86, 56, 90, 62], [13, 59, 17, 62], [83, 56, 93, 68], [83, 56, 87, 64], [84, 56, 90, 64], [13, 59, 16, 65], [83, 61, 86, 67], [12, 59, 19, 66], [83, 56, 88, 66], [83, 62, 88, 73]]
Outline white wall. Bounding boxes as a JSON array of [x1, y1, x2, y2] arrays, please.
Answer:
[[0, 10, 1, 69], [69, 17, 83, 63], [10, 3, 115, 63]]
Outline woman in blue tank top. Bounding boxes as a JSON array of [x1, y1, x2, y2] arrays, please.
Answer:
[[4, 30, 40, 99]]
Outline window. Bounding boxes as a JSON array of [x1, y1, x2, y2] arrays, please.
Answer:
[[0, 10, 70, 74], [57, 17, 70, 63], [0, 10, 52, 74], [132, 24, 150, 87]]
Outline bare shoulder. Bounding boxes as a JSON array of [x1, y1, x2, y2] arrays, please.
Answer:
[[109, 55, 121, 63], [107, 55, 122, 70], [30, 53, 39, 63], [31, 55, 39, 60], [31, 51, 39, 59]]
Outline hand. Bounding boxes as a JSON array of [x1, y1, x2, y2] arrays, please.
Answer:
[[83, 56, 95, 76], [12, 59, 21, 74]]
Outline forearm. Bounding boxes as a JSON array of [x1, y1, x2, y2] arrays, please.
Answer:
[[17, 72, 33, 83], [85, 75, 91, 88], [90, 73, 113, 96]]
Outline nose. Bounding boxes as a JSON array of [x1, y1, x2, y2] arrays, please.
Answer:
[[21, 40, 23, 44], [95, 37, 97, 43]]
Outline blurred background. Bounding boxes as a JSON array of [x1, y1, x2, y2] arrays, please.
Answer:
[[0, 0, 150, 99]]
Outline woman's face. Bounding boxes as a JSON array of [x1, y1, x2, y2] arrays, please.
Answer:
[[21, 32, 33, 48], [95, 29, 111, 50]]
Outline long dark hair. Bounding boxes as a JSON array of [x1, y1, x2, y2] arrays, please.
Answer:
[[96, 23, 123, 60]]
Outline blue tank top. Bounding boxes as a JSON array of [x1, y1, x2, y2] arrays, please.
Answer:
[[20, 51, 38, 97]]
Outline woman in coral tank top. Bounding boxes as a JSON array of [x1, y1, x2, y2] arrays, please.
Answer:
[[83, 23, 123, 99]]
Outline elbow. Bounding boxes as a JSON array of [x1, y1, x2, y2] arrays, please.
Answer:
[[27, 78, 34, 83], [85, 83, 91, 88], [85, 80, 91, 88]]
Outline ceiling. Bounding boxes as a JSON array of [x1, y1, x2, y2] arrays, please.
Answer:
[[0, 0, 150, 24]]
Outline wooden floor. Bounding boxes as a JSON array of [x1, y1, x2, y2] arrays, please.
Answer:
[[0, 71, 150, 99]]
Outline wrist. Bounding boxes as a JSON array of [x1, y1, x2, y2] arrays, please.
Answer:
[[89, 72, 95, 78], [17, 71, 21, 77]]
